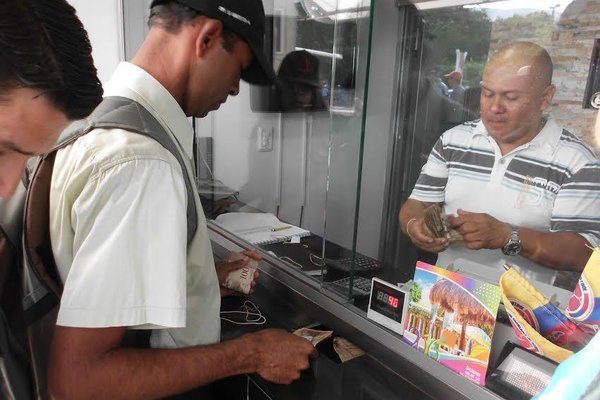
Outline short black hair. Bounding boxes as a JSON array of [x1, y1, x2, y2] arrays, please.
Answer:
[[149, 1, 236, 52], [0, 0, 103, 119]]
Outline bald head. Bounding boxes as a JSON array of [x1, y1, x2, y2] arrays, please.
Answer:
[[486, 41, 553, 89], [479, 42, 556, 153]]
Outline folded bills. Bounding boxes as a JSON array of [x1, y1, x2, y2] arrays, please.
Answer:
[[293, 327, 333, 346], [423, 204, 463, 242], [223, 252, 258, 294]]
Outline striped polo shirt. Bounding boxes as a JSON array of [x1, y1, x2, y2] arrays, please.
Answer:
[[410, 118, 600, 284]]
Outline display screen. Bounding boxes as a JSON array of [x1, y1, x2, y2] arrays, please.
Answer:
[[486, 343, 557, 400], [369, 280, 405, 323]]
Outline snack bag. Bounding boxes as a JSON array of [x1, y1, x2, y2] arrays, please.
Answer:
[[500, 267, 593, 363], [566, 247, 600, 329]]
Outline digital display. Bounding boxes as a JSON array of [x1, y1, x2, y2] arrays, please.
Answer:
[[376, 290, 399, 309], [367, 278, 409, 333]]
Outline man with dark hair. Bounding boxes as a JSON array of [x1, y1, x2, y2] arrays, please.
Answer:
[[400, 41, 600, 285], [0, 0, 103, 198], [47, 1, 316, 399], [0, 1, 102, 397]]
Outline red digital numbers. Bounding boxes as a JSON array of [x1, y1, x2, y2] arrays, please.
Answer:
[[377, 289, 399, 309]]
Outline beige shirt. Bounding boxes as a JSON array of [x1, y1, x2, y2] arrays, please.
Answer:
[[50, 62, 221, 348]]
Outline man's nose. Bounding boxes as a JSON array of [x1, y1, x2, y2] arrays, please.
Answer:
[[489, 95, 505, 113]]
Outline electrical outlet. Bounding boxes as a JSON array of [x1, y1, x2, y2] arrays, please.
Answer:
[[258, 127, 273, 152]]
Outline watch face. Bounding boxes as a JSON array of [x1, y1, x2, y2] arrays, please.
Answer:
[[503, 241, 522, 256]]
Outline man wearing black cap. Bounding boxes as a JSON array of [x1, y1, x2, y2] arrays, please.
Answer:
[[46, 1, 316, 399], [278, 50, 327, 111]]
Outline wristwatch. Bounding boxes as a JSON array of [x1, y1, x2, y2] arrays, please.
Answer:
[[502, 226, 522, 256]]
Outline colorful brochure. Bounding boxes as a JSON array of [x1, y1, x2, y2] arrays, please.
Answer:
[[402, 261, 501, 385]]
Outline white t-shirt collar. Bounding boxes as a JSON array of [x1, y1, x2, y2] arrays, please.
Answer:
[[473, 116, 561, 156]]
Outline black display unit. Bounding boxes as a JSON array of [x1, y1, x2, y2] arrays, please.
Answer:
[[486, 342, 558, 399]]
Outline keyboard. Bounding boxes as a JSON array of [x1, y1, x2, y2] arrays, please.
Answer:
[[329, 276, 373, 298], [325, 254, 382, 274]]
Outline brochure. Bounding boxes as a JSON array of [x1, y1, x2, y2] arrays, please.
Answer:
[[402, 261, 501, 385]]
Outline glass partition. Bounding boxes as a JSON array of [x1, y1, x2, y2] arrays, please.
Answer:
[[200, 0, 374, 302], [380, 0, 600, 296], [198, 0, 600, 309]]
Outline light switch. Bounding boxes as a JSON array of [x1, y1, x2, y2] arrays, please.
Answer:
[[258, 127, 273, 152]]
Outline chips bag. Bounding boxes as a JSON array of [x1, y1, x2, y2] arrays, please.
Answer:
[[566, 247, 600, 329], [500, 263, 595, 363]]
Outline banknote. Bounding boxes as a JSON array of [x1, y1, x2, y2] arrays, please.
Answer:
[[293, 327, 333, 346], [423, 204, 463, 242], [223, 252, 259, 294], [333, 337, 365, 362]]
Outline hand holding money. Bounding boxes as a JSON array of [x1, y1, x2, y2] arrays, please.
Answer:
[[217, 251, 261, 295], [422, 204, 463, 242], [293, 327, 333, 346]]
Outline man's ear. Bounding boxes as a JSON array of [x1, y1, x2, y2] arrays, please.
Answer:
[[194, 18, 223, 58], [540, 84, 556, 111]]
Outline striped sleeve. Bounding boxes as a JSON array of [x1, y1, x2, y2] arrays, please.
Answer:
[[409, 138, 449, 203], [551, 161, 600, 246]]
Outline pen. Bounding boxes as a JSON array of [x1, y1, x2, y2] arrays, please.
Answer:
[[272, 225, 292, 232]]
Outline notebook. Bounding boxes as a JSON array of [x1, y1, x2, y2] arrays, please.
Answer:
[[213, 212, 310, 245]]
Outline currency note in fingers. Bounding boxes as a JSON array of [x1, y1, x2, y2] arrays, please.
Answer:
[[293, 327, 333, 346], [223, 252, 259, 294]]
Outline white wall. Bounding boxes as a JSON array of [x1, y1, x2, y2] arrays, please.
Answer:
[[69, 0, 124, 84]]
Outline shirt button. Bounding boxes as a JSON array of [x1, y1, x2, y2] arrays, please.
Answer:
[[499, 159, 506, 164]]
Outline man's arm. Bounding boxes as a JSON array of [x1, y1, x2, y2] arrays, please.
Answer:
[[49, 325, 316, 400], [519, 229, 592, 271], [449, 209, 592, 272], [399, 198, 450, 253]]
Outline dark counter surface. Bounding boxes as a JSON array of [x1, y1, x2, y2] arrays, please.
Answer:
[[219, 288, 432, 400]]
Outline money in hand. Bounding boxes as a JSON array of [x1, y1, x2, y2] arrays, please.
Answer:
[[223, 252, 258, 294], [293, 327, 333, 346], [423, 204, 463, 242]]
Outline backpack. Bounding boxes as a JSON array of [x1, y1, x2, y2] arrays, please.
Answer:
[[16, 96, 199, 398], [0, 223, 34, 400]]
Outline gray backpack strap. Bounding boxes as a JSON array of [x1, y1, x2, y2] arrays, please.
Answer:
[[79, 96, 198, 243]]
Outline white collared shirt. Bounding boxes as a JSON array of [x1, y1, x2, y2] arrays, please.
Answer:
[[51, 62, 221, 348]]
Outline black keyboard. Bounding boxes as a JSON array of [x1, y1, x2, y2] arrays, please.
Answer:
[[325, 254, 382, 274], [329, 276, 373, 298]]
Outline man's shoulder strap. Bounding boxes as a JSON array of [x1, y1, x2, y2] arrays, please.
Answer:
[[24, 96, 198, 305], [57, 96, 198, 243]]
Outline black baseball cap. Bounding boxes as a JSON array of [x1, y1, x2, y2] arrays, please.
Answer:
[[150, 0, 276, 85], [278, 50, 321, 88]]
